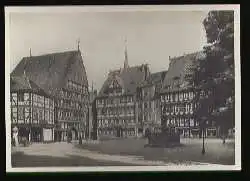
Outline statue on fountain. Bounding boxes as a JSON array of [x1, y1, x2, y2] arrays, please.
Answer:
[[145, 123, 180, 148]]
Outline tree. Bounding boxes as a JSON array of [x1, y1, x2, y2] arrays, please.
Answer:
[[186, 11, 235, 144]]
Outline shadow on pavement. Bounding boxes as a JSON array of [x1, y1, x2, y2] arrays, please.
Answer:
[[11, 152, 140, 167]]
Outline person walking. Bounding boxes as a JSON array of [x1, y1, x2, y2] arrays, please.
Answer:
[[12, 126, 19, 147]]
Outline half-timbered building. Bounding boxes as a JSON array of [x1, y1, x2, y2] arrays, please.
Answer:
[[11, 49, 89, 142], [96, 41, 151, 139], [10, 74, 55, 143], [137, 71, 167, 135], [160, 52, 218, 138], [96, 64, 150, 139], [88, 89, 98, 139]]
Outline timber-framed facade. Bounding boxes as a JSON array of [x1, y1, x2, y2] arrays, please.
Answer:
[[10, 49, 90, 142], [137, 71, 167, 135], [160, 52, 218, 138], [96, 69, 141, 139], [96, 45, 151, 138], [10, 75, 55, 143]]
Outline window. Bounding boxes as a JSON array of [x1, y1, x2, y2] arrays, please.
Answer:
[[12, 93, 17, 100], [33, 108, 38, 123], [156, 101, 159, 108], [185, 104, 188, 113], [49, 99, 54, 109], [190, 119, 194, 126], [170, 94, 173, 102], [166, 119, 170, 126], [189, 92, 194, 99], [45, 110, 49, 122], [11, 107, 17, 123], [18, 107, 24, 120], [175, 118, 179, 126], [18, 93, 24, 102], [161, 96, 164, 102], [175, 105, 179, 113], [179, 92, 183, 101], [45, 98, 49, 108], [49, 111, 54, 124], [171, 106, 174, 113], [39, 110, 43, 122], [175, 93, 178, 102], [24, 93, 29, 101], [165, 95, 169, 102], [190, 104, 193, 113], [180, 119, 184, 126]]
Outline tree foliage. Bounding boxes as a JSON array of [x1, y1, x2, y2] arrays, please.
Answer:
[[187, 11, 235, 132]]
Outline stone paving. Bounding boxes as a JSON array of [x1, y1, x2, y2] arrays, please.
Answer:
[[11, 140, 227, 166]]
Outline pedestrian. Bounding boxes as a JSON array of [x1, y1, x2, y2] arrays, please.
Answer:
[[12, 126, 19, 147]]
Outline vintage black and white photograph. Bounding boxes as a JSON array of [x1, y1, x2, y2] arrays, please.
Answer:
[[5, 5, 241, 172]]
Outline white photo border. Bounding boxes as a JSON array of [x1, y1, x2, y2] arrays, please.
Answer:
[[5, 4, 241, 172]]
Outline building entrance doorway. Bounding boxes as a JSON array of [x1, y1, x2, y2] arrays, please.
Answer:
[[71, 127, 78, 140], [116, 127, 123, 137], [67, 127, 78, 142], [31, 127, 42, 142], [55, 131, 62, 142]]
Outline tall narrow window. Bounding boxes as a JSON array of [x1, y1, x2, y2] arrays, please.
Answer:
[[45, 110, 49, 123], [11, 93, 17, 104], [39, 110, 43, 123], [24, 93, 29, 101], [175, 93, 178, 102], [18, 107, 24, 122], [18, 93, 24, 102], [12, 107, 17, 123]]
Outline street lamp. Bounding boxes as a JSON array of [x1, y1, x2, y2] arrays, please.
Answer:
[[218, 106, 228, 144], [201, 116, 207, 155]]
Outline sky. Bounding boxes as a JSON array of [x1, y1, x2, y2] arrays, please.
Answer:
[[7, 10, 208, 91]]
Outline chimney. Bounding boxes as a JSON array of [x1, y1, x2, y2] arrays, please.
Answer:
[[144, 64, 149, 81], [77, 38, 80, 52], [29, 48, 32, 57]]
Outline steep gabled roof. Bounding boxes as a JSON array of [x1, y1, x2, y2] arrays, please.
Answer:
[[150, 71, 167, 84], [98, 65, 149, 97], [11, 50, 88, 96], [161, 51, 206, 93], [10, 75, 48, 95], [150, 71, 168, 94]]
